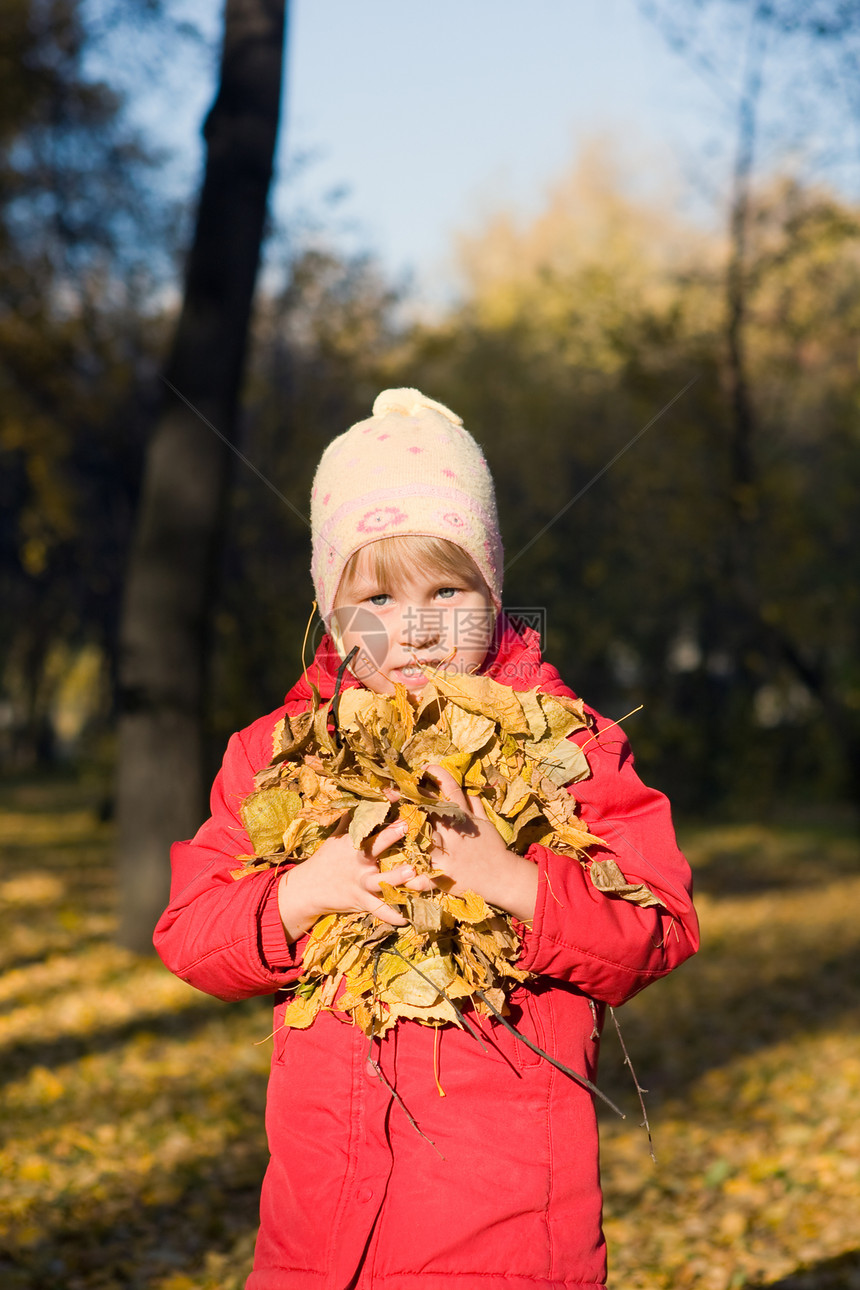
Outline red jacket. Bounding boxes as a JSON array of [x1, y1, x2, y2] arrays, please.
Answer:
[[154, 618, 698, 1290]]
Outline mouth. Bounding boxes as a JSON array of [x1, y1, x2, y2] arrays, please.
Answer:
[[393, 659, 444, 682]]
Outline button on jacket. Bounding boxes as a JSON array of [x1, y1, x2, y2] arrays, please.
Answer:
[[154, 618, 699, 1290]]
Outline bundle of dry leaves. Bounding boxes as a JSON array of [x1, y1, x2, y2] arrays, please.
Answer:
[[234, 665, 658, 1041]]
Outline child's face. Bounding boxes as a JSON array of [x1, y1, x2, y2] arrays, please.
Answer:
[[331, 559, 496, 696]]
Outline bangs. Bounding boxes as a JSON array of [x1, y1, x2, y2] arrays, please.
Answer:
[[336, 536, 485, 604]]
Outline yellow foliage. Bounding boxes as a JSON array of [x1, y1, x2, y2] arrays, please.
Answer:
[[233, 665, 626, 1038], [2, 783, 860, 1288]]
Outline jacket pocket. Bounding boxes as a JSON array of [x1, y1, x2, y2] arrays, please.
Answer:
[[510, 983, 550, 1071]]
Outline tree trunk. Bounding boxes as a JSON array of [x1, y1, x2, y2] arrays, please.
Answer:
[[725, 7, 765, 529], [116, 0, 287, 953]]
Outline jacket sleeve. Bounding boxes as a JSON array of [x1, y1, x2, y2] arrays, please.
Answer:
[[515, 712, 699, 1007], [153, 723, 309, 1002]]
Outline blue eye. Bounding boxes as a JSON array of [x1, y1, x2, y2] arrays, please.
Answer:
[[437, 587, 458, 599], [369, 593, 390, 607]]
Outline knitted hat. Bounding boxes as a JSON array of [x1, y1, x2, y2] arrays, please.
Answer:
[[310, 388, 504, 620]]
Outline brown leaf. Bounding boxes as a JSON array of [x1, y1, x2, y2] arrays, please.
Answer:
[[388, 954, 456, 1006], [428, 670, 531, 734], [517, 688, 549, 741], [401, 727, 456, 770], [405, 894, 444, 933], [589, 857, 663, 907], [348, 798, 392, 847], [525, 735, 590, 786], [499, 775, 532, 817]]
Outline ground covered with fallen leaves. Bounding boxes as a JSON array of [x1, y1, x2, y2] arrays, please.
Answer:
[[1, 776, 858, 1289]]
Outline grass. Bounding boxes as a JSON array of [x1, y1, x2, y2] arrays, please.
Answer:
[[0, 779, 858, 1289]]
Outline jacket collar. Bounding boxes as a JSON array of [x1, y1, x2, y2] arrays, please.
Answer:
[[284, 613, 545, 706]]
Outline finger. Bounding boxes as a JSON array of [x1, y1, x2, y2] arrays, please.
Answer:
[[467, 793, 489, 821], [367, 819, 407, 858], [402, 873, 434, 892], [425, 763, 470, 810], [365, 895, 408, 927], [367, 862, 414, 891]]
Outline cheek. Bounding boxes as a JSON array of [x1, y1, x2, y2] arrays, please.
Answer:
[[333, 608, 394, 675]]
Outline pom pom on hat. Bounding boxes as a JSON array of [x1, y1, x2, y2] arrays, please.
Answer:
[[371, 388, 463, 425], [310, 387, 503, 620]]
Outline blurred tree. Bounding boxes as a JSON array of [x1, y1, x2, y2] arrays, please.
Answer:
[[401, 149, 860, 811], [638, 0, 860, 805], [209, 245, 402, 743], [0, 0, 167, 767], [116, 0, 289, 952]]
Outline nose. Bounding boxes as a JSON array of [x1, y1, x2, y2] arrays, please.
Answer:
[[399, 605, 442, 650]]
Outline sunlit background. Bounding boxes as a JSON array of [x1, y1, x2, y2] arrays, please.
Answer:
[[2, 2, 859, 1288]]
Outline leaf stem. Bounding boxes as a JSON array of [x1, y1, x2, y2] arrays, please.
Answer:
[[474, 988, 625, 1118]]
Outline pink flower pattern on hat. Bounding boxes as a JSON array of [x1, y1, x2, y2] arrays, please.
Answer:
[[357, 506, 408, 534]]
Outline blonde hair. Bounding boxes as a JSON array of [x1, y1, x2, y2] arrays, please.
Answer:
[[335, 535, 488, 607]]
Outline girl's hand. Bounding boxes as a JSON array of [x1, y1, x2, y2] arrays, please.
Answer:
[[277, 817, 434, 943], [424, 766, 539, 923]]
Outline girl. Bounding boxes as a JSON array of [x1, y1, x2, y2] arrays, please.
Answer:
[[154, 388, 699, 1290]]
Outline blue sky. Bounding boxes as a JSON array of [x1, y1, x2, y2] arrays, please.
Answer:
[[113, 0, 858, 301]]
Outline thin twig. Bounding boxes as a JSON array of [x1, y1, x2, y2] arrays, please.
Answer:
[[475, 989, 625, 1118], [578, 706, 645, 753], [365, 951, 444, 1157], [367, 1051, 445, 1157], [383, 946, 488, 1051], [609, 1006, 655, 1162], [331, 645, 359, 744]]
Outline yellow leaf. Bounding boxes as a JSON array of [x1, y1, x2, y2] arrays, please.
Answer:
[[397, 801, 426, 844], [402, 727, 456, 770], [525, 735, 590, 786], [336, 689, 392, 734], [429, 671, 531, 734], [384, 996, 462, 1026], [443, 889, 495, 924], [483, 799, 514, 844], [389, 683, 415, 749], [240, 786, 302, 856], [282, 816, 309, 855], [464, 759, 487, 791], [388, 954, 456, 1006], [499, 775, 532, 816], [517, 687, 549, 740], [405, 893, 444, 932], [378, 880, 409, 907], [310, 913, 338, 941], [270, 716, 286, 757], [298, 764, 320, 798], [349, 798, 392, 847], [313, 701, 338, 754], [554, 819, 604, 851], [438, 750, 474, 784], [510, 800, 545, 844], [539, 691, 587, 733], [282, 992, 324, 1030], [446, 704, 497, 754]]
